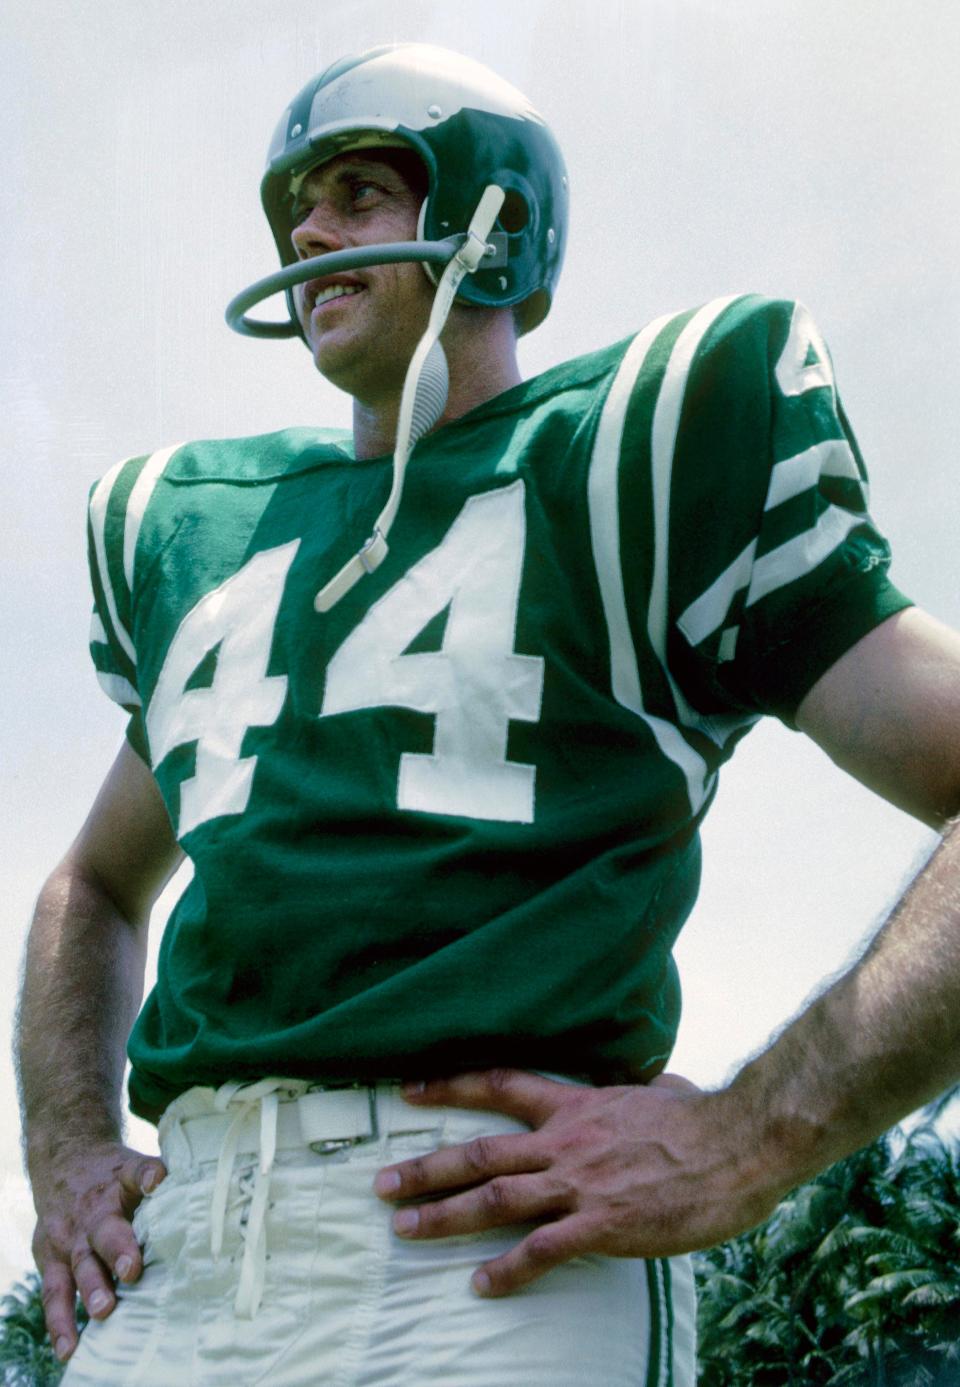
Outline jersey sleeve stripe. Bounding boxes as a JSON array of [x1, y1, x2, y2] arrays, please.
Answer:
[[676, 537, 758, 646], [746, 505, 864, 608], [764, 438, 865, 511], [587, 312, 715, 814], [678, 503, 868, 643], [96, 671, 142, 708], [676, 434, 868, 649], [124, 442, 184, 590], [89, 456, 138, 665], [717, 626, 739, 662], [89, 610, 108, 646]]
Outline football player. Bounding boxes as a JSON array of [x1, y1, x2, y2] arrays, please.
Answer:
[[18, 43, 960, 1386]]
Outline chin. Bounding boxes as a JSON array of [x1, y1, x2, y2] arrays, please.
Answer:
[[309, 342, 397, 403], [306, 330, 358, 382], [307, 325, 409, 396]]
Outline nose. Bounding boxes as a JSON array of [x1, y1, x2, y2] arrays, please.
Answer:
[[291, 202, 346, 261]]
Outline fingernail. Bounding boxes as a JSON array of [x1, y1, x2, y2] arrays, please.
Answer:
[[141, 1168, 161, 1193], [89, 1290, 112, 1316], [55, 1337, 72, 1362], [115, 1255, 134, 1280], [374, 1170, 401, 1196], [472, 1270, 492, 1296], [394, 1208, 419, 1235]]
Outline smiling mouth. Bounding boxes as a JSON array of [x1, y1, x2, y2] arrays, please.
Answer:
[[311, 284, 366, 313]]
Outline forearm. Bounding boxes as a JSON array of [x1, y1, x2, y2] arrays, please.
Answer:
[[725, 818, 960, 1197], [17, 858, 149, 1178]]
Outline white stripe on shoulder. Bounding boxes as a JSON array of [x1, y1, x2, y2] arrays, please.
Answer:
[[747, 505, 862, 608], [647, 296, 744, 753], [647, 295, 742, 668], [764, 437, 863, 512], [588, 313, 674, 714], [96, 671, 141, 708], [587, 311, 715, 814], [124, 442, 184, 590], [89, 456, 137, 665], [89, 611, 108, 646]]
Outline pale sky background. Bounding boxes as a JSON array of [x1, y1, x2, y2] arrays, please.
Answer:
[[1, 0, 958, 1292]]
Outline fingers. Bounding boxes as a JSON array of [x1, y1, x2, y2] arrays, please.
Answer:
[[39, 1235, 123, 1363], [88, 1209, 146, 1285], [471, 1214, 594, 1297], [40, 1258, 81, 1363], [33, 1147, 167, 1360], [91, 1153, 166, 1285], [374, 1129, 545, 1200], [71, 1242, 119, 1320], [44, 1203, 149, 1357], [390, 1172, 563, 1240], [28, 1140, 168, 1366], [402, 1069, 576, 1126]]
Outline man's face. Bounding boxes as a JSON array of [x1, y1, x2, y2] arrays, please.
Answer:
[[290, 150, 433, 400]]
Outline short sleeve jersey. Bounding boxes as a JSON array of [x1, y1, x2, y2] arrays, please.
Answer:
[[87, 294, 911, 1121]]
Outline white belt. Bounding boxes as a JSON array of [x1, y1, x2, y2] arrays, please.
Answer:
[[167, 1079, 447, 1321], [178, 1081, 446, 1165]]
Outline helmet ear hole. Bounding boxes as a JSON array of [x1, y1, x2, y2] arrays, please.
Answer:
[[498, 189, 529, 234]]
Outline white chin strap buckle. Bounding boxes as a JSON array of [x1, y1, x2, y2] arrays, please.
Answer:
[[314, 184, 506, 614], [358, 529, 386, 574]]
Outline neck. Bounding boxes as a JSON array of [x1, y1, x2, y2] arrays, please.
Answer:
[[351, 308, 522, 460]]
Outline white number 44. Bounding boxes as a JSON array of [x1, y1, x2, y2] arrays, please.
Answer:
[[149, 482, 544, 835]]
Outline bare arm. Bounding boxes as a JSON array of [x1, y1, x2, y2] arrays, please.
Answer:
[[723, 812, 960, 1181], [372, 607, 960, 1292], [794, 605, 960, 827], [724, 606, 960, 1196], [17, 740, 182, 1361]]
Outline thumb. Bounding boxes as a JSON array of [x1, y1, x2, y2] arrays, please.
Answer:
[[119, 1154, 168, 1200]]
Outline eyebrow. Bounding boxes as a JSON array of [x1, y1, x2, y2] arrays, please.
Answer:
[[298, 159, 404, 199]]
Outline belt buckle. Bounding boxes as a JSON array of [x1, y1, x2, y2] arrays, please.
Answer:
[[306, 1082, 380, 1155]]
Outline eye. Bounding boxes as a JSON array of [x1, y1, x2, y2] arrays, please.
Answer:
[[348, 178, 383, 206]]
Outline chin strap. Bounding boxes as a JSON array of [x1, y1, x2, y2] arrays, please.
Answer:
[[314, 184, 506, 613]]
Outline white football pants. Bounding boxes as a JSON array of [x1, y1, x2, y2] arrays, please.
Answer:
[[62, 1080, 696, 1386]]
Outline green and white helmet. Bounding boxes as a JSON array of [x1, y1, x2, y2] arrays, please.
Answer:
[[260, 43, 568, 337]]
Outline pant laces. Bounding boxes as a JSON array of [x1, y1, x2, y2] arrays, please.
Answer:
[[208, 1078, 305, 1319]]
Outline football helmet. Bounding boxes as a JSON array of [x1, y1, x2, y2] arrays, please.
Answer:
[[230, 43, 568, 340]]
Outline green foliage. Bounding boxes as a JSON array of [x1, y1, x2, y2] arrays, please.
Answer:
[[696, 1110, 960, 1386], [0, 1274, 88, 1387], [0, 1276, 60, 1386]]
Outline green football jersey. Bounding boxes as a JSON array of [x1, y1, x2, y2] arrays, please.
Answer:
[[88, 294, 910, 1122]]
